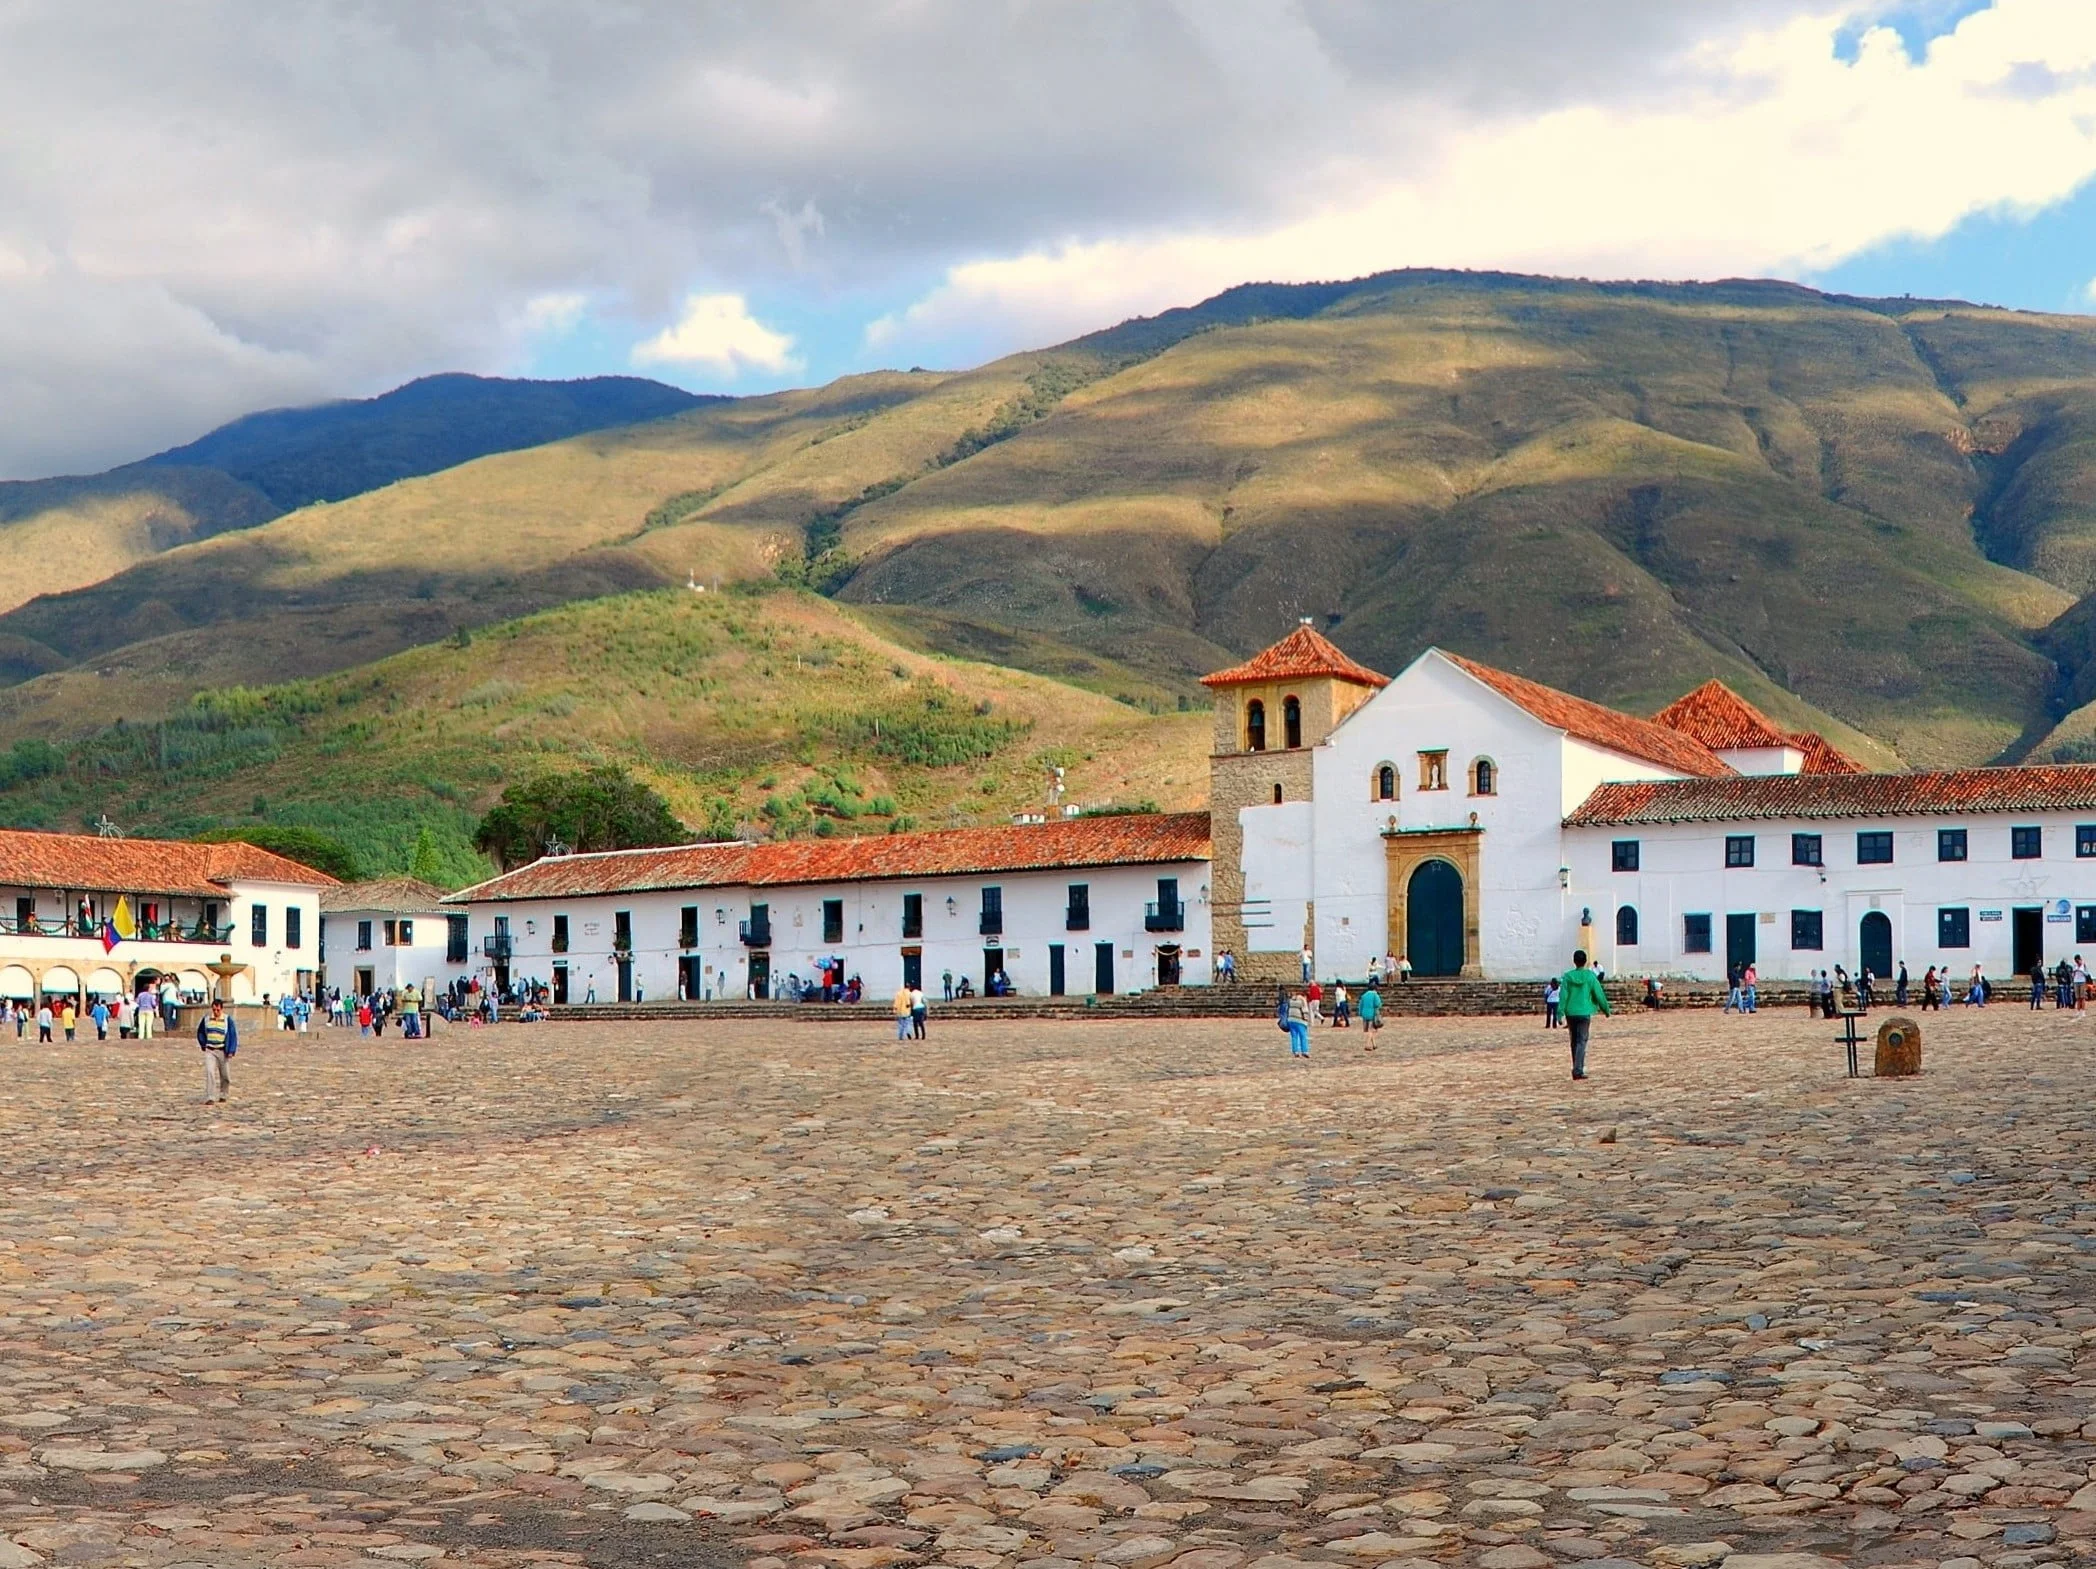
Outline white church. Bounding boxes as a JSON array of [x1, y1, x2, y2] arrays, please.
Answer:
[[447, 622, 2096, 998], [1207, 624, 2096, 985]]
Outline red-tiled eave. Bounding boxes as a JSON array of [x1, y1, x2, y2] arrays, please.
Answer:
[[0, 829, 339, 896], [447, 813, 1214, 903], [1201, 625, 1390, 690], [1567, 766, 2096, 826], [447, 842, 756, 903], [1442, 655, 1732, 779], [1790, 732, 1865, 775], [1652, 680, 1794, 750]]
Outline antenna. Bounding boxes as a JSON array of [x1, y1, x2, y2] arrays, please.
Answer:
[[93, 814, 123, 839]]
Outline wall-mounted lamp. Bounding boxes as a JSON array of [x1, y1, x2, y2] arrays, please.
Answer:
[[1558, 866, 1571, 889], [716, 908, 727, 923], [524, 919, 536, 934], [946, 896, 958, 916], [1197, 884, 1210, 905]]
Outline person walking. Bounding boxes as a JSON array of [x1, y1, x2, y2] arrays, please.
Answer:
[[197, 998, 236, 1105], [1304, 976, 1323, 1025], [1895, 962, 1910, 1007], [60, 1000, 76, 1042], [1283, 989, 1311, 1059], [1723, 964, 1742, 1014], [90, 997, 109, 1041], [1331, 981, 1350, 1027], [2031, 961, 2047, 1009], [909, 984, 927, 1041], [1920, 966, 1939, 1011], [891, 980, 913, 1042], [1300, 947, 1313, 985], [35, 1001, 52, 1043], [1558, 949, 1610, 1081], [1741, 962, 1758, 1014], [1543, 977, 1560, 1029], [1358, 982, 1382, 1049]]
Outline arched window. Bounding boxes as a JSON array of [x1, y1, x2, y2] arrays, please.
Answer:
[[1471, 757, 1497, 796], [1245, 699, 1266, 752], [1374, 763, 1396, 801], [1616, 905, 1639, 946], [1283, 696, 1303, 749]]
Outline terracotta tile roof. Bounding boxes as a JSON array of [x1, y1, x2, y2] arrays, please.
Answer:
[[1201, 625, 1389, 690], [448, 813, 1213, 903], [1651, 680, 1864, 773], [1567, 765, 2096, 826], [0, 829, 340, 896], [321, 877, 453, 914], [1441, 655, 1733, 779], [446, 842, 755, 903], [1789, 732, 1866, 775], [1652, 681, 1794, 750]]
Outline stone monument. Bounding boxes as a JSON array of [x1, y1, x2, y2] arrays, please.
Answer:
[[1874, 1015, 1922, 1077]]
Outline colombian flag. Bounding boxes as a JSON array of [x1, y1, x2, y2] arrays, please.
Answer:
[[100, 897, 136, 955]]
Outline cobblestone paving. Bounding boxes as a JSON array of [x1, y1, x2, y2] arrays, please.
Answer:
[[0, 1006, 2091, 1569]]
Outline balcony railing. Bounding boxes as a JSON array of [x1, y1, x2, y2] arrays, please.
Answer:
[[0, 916, 233, 943], [1145, 901, 1186, 933], [482, 934, 513, 960], [978, 911, 1003, 936], [1065, 906, 1090, 931], [739, 919, 771, 947]]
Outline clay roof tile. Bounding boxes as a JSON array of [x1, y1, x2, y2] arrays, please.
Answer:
[[1200, 625, 1389, 690], [1441, 655, 1732, 779]]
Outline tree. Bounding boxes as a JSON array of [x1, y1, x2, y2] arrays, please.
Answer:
[[407, 826, 446, 883], [473, 766, 686, 869], [192, 825, 362, 882]]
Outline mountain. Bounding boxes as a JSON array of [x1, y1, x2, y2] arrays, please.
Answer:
[[0, 588, 1205, 883], [18, 269, 2096, 866], [0, 373, 712, 617], [137, 372, 714, 511]]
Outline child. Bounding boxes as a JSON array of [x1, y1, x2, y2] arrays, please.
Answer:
[[1543, 978, 1560, 1029]]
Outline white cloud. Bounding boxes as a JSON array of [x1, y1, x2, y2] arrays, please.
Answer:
[[870, 2, 2096, 360], [631, 292, 799, 376], [518, 291, 590, 337], [7, 1, 2094, 475]]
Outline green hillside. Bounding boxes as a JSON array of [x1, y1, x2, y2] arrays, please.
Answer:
[[0, 373, 706, 617], [0, 588, 1207, 882], [12, 270, 2096, 776]]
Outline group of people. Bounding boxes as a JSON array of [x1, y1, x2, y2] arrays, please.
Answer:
[[6, 981, 189, 1042], [2028, 955, 2091, 1011], [890, 982, 931, 1039], [1292, 949, 1415, 986], [1276, 977, 1388, 1056]]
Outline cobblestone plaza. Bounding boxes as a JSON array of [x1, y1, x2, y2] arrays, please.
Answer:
[[0, 1008, 2089, 1569]]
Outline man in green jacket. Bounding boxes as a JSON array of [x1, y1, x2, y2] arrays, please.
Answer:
[[1559, 949, 1610, 1080]]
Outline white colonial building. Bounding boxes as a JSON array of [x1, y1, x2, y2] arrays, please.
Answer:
[[1208, 624, 2096, 984], [446, 814, 1211, 1002], [442, 624, 2096, 995], [319, 878, 472, 997], [0, 828, 335, 1007]]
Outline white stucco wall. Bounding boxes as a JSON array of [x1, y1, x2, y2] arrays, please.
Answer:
[[1565, 812, 2096, 981], [1302, 654, 1577, 978], [1239, 801, 1312, 954], [320, 908, 470, 994], [457, 859, 1212, 1001]]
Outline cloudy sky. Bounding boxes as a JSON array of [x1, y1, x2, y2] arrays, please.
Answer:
[[9, 0, 2096, 478]]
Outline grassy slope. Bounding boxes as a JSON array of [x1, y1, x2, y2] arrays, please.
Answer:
[[7, 272, 2096, 768], [0, 588, 1208, 885]]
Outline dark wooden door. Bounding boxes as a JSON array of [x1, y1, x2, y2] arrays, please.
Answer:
[[1405, 859, 1465, 976]]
